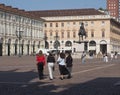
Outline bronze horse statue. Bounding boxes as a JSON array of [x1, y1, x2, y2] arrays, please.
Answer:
[[78, 23, 87, 40]]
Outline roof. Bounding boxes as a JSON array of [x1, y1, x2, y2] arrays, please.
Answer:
[[0, 3, 44, 21], [28, 8, 105, 17]]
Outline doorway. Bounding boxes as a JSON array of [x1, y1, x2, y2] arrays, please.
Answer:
[[100, 44, 107, 54]]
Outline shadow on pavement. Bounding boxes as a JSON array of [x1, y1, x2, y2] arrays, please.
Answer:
[[0, 69, 120, 95], [55, 77, 120, 95]]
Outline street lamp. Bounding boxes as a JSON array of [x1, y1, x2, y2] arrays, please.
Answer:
[[16, 30, 23, 57]]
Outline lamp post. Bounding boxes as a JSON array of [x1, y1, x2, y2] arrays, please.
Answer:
[[16, 30, 23, 57]]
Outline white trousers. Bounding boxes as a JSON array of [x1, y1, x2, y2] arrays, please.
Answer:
[[48, 63, 54, 79]]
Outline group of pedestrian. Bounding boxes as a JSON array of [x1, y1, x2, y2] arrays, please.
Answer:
[[36, 50, 73, 80], [57, 52, 73, 80], [103, 53, 108, 62], [103, 51, 118, 63]]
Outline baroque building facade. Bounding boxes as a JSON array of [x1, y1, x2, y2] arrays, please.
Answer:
[[0, 4, 45, 56], [29, 8, 120, 55]]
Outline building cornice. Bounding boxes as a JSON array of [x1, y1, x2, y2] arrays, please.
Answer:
[[41, 15, 111, 21]]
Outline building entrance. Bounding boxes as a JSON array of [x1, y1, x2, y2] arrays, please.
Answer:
[[100, 44, 107, 54]]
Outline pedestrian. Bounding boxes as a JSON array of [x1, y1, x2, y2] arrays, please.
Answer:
[[81, 51, 86, 64], [104, 53, 108, 62], [57, 52, 69, 80], [103, 53, 106, 62], [114, 51, 118, 59], [65, 52, 73, 79], [47, 52, 56, 80], [36, 50, 46, 80], [110, 51, 114, 60]]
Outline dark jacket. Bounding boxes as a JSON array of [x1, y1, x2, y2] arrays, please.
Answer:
[[66, 55, 73, 67], [47, 55, 55, 63]]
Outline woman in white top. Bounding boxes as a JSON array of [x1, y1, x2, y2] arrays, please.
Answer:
[[57, 52, 69, 80]]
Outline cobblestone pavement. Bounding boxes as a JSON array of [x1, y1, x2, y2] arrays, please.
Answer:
[[0, 56, 120, 95]]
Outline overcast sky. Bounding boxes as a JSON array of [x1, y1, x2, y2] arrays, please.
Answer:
[[0, 0, 106, 11]]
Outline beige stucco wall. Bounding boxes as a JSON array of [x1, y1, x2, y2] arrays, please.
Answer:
[[43, 15, 120, 54]]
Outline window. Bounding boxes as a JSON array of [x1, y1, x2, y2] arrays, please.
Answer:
[[65, 41, 72, 47], [73, 32, 76, 38], [67, 31, 70, 38], [61, 32, 64, 38], [56, 23, 58, 27], [56, 32, 58, 36], [102, 31, 105, 38], [91, 31, 94, 37], [89, 41, 96, 46], [85, 21, 88, 26], [91, 21, 94, 25], [50, 23, 52, 27], [102, 21, 105, 25], [67, 22, 70, 26], [73, 22, 76, 25], [73, 31, 76, 38], [61, 23, 64, 27], [45, 30, 47, 37], [50, 31, 52, 36], [44, 23, 47, 27], [86, 31, 88, 37]]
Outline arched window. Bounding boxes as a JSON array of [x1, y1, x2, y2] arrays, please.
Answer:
[[89, 40, 96, 46], [53, 40, 60, 49], [65, 41, 72, 47]]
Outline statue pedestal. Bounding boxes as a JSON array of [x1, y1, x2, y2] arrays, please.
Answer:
[[74, 40, 89, 52], [74, 40, 88, 44]]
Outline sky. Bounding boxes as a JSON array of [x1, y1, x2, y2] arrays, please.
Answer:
[[0, 0, 106, 11]]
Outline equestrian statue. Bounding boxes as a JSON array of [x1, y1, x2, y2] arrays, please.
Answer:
[[78, 23, 87, 41]]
